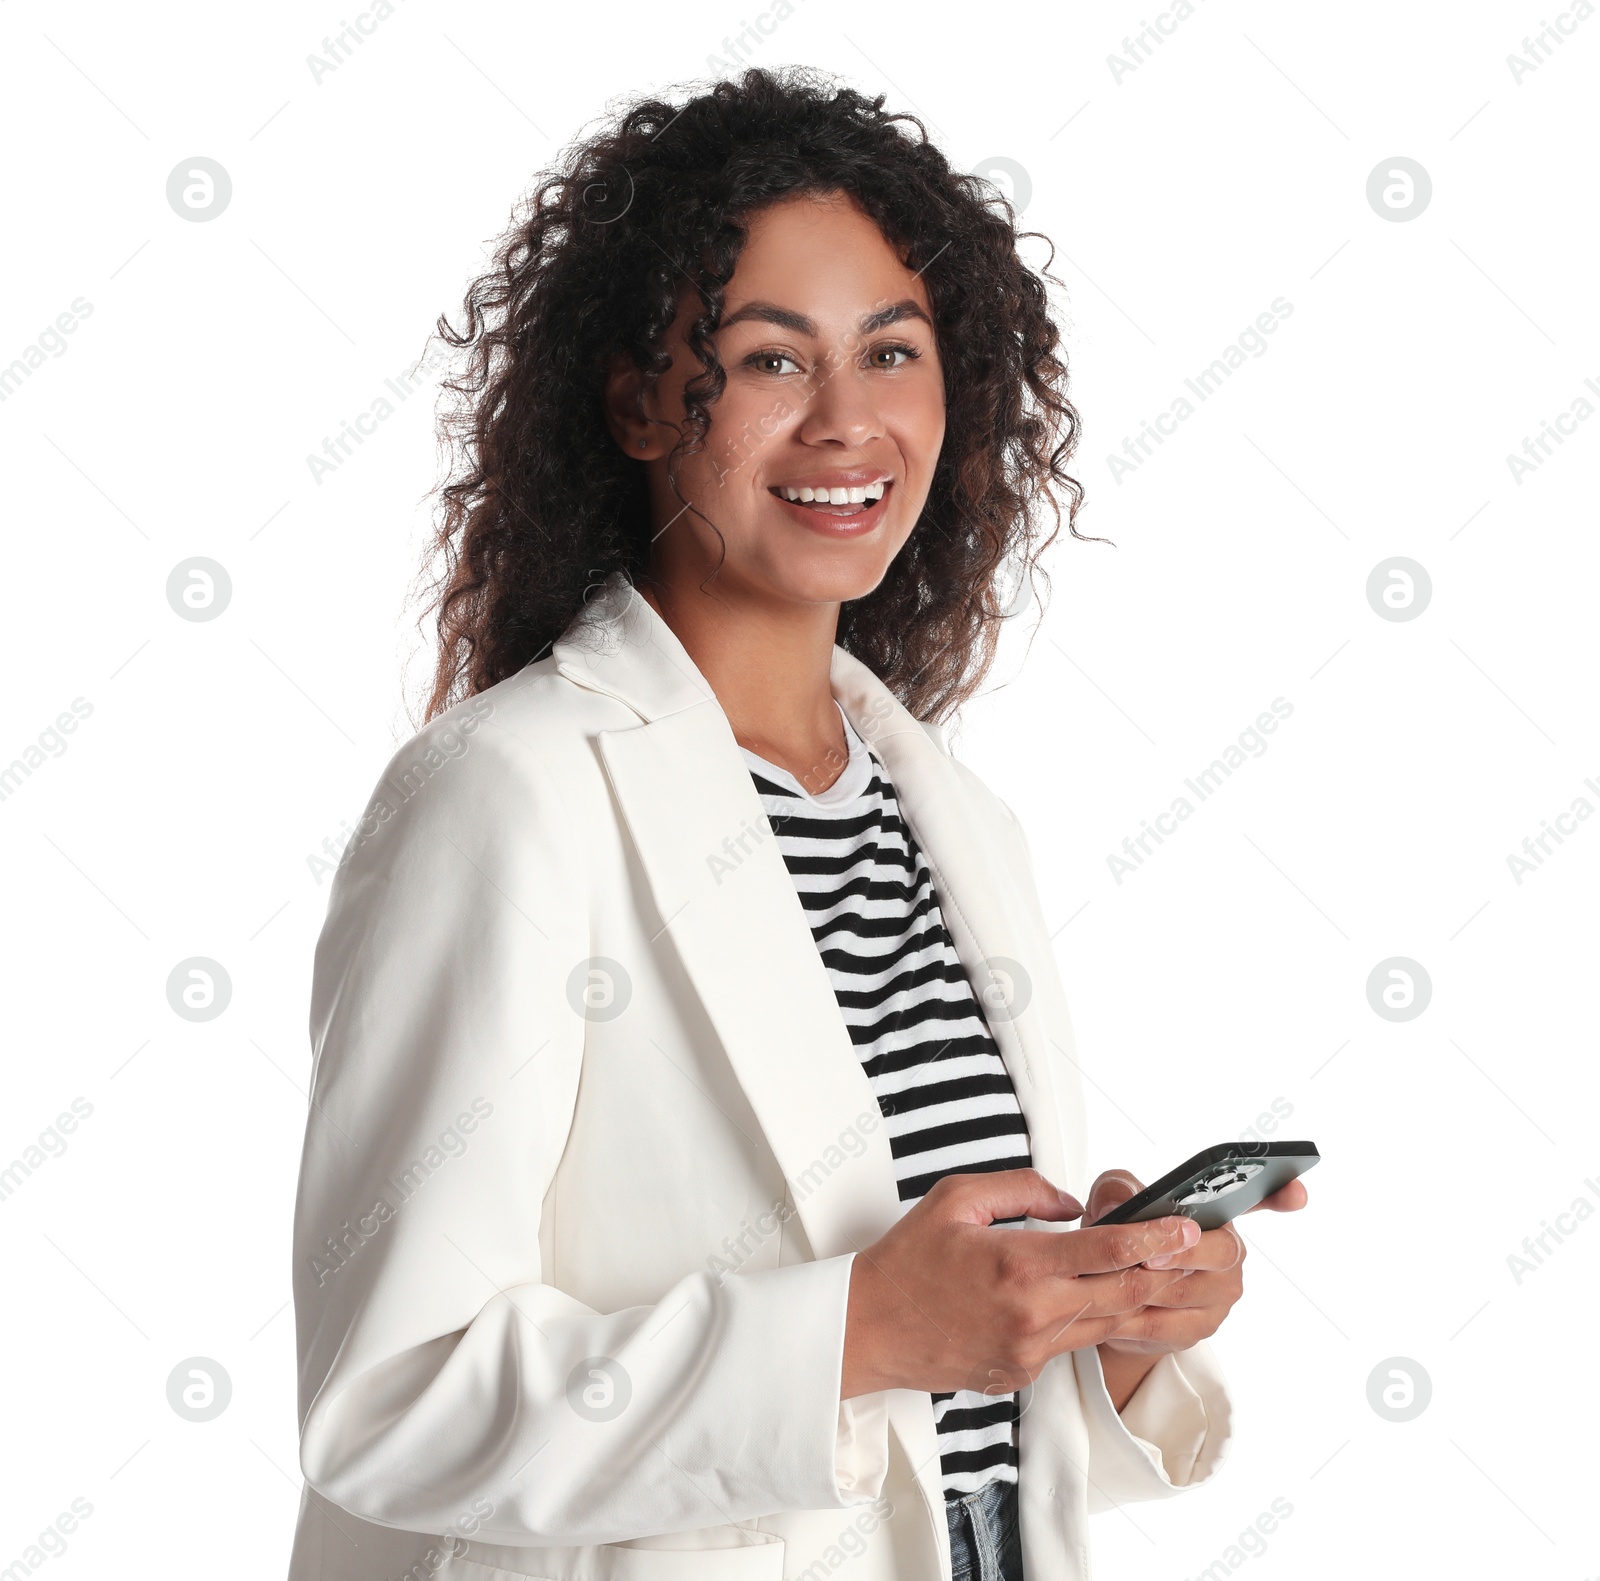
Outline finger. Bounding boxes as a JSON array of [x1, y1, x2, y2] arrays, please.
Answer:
[[1130, 1255, 1243, 1306], [1247, 1178, 1309, 1213], [1083, 1168, 1145, 1225], [1046, 1263, 1196, 1327], [1145, 1222, 1244, 1272], [1062, 1217, 1201, 1277], [933, 1167, 1084, 1226], [1102, 1303, 1215, 1350]]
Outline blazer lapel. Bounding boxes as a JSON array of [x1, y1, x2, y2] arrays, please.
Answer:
[[594, 704, 909, 1261], [555, 582, 904, 1267]]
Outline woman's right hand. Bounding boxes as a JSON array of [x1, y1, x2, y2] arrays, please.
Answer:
[[840, 1168, 1202, 1399]]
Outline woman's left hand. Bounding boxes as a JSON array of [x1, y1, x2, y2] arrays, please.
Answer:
[[1084, 1168, 1309, 1358]]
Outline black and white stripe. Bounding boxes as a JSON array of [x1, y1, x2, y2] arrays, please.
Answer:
[[742, 714, 1032, 1500]]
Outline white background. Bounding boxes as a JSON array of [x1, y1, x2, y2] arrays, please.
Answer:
[[2, 1, 1596, 1577]]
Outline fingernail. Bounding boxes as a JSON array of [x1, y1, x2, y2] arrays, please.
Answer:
[[1181, 1218, 1201, 1247], [1145, 1252, 1173, 1268], [1057, 1188, 1082, 1211]]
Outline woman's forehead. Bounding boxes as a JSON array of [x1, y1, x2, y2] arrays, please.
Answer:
[[706, 196, 932, 333]]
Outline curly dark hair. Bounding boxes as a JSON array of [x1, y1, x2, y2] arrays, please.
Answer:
[[416, 64, 1098, 726]]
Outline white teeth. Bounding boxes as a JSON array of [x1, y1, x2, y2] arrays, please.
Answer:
[[778, 482, 889, 505]]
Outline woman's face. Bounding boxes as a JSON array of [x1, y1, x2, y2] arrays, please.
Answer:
[[615, 191, 947, 610]]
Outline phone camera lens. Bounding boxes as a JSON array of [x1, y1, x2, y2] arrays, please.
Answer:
[[1176, 1161, 1264, 1205]]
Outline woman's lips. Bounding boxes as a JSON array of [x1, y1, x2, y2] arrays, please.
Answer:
[[768, 482, 892, 536]]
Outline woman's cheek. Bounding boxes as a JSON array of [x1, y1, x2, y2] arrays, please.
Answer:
[[888, 393, 945, 491]]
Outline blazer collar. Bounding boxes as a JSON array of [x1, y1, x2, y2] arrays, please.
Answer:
[[551, 574, 717, 721]]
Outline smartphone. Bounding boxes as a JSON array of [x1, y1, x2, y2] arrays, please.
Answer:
[[1090, 1140, 1319, 1231]]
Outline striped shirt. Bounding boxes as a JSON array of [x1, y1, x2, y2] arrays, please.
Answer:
[[742, 706, 1033, 1500]]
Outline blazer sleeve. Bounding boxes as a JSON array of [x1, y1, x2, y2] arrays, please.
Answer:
[[1073, 1342, 1234, 1510], [292, 705, 886, 1547]]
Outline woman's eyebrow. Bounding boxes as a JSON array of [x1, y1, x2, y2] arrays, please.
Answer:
[[859, 299, 932, 333], [718, 299, 933, 335]]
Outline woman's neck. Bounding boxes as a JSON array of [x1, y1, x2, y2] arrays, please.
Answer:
[[639, 579, 851, 794]]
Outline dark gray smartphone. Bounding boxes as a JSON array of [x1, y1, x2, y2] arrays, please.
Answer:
[[1090, 1141, 1319, 1231]]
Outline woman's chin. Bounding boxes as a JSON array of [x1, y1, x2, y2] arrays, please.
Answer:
[[769, 567, 894, 608], [746, 541, 902, 609]]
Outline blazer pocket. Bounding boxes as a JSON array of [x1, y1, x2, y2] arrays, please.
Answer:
[[437, 1532, 785, 1581]]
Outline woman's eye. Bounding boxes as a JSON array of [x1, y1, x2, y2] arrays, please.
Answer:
[[747, 351, 802, 375], [869, 344, 920, 369]]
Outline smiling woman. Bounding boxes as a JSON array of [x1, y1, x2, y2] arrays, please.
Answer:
[[417, 65, 1094, 728], [288, 63, 1307, 1581]]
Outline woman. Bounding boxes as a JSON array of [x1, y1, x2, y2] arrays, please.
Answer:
[[289, 66, 1307, 1581]]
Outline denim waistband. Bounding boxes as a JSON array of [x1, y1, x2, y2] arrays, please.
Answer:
[[946, 1476, 1022, 1581]]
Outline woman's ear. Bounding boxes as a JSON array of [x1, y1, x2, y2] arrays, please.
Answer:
[[601, 353, 663, 459]]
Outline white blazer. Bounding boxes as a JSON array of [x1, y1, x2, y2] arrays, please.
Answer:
[[289, 576, 1233, 1581]]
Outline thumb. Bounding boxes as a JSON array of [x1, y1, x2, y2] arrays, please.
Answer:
[[939, 1167, 1083, 1226], [1084, 1168, 1145, 1226]]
